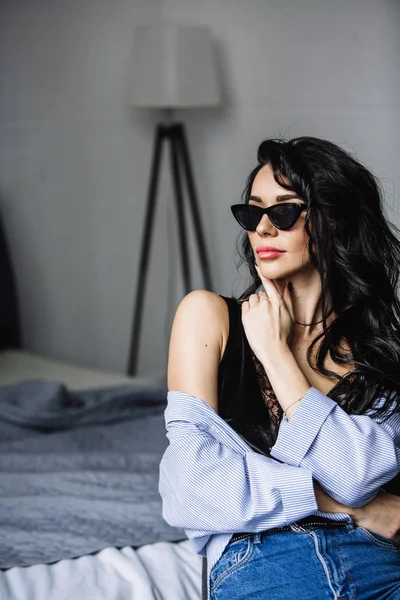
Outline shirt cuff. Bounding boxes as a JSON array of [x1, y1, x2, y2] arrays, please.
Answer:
[[278, 464, 318, 523], [270, 386, 337, 467]]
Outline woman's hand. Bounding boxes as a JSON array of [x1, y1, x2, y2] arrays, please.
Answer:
[[241, 265, 294, 365], [315, 481, 400, 543], [354, 491, 400, 543]]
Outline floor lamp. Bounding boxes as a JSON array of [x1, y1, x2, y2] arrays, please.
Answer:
[[126, 24, 222, 377]]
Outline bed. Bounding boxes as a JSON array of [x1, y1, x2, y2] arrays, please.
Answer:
[[0, 349, 202, 600]]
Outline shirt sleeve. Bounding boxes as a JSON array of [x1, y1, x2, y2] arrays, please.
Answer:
[[270, 386, 400, 507], [158, 393, 318, 536]]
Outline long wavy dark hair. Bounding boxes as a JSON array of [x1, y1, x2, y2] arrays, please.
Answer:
[[235, 136, 400, 418]]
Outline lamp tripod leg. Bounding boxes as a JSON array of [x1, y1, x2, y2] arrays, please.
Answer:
[[127, 125, 165, 376], [176, 123, 214, 292], [169, 128, 192, 294]]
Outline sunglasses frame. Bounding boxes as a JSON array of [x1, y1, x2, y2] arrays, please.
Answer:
[[230, 202, 307, 231]]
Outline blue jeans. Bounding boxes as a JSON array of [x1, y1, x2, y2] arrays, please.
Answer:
[[209, 523, 400, 599]]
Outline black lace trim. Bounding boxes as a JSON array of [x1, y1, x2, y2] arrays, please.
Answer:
[[250, 352, 283, 445]]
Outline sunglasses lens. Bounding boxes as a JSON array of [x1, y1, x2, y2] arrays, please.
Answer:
[[232, 204, 302, 231], [268, 204, 300, 230], [232, 206, 261, 230]]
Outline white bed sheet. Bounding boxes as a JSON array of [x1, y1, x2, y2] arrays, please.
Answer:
[[0, 540, 202, 600]]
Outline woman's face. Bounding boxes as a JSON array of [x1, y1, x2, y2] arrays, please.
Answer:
[[248, 163, 313, 282]]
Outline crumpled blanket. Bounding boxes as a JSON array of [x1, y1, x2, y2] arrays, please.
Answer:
[[0, 379, 185, 568]]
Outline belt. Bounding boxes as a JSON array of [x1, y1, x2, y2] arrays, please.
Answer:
[[229, 516, 349, 545]]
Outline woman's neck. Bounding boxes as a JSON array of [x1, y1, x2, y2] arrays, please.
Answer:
[[276, 273, 334, 341]]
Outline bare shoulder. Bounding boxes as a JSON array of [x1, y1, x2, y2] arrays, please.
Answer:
[[167, 290, 230, 411]]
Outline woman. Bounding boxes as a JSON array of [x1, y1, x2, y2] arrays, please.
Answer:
[[159, 136, 400, 600]]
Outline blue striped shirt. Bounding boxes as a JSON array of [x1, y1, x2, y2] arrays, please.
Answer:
[[158, 386, 400, 599]]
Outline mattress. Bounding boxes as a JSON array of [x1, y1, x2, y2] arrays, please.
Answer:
[[0, 350, 157, 390]]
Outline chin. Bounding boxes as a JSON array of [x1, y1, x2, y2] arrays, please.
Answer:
[[258, 265, 297, 282]]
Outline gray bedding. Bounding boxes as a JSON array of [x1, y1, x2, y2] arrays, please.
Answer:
[[0, 379, 186, 569]]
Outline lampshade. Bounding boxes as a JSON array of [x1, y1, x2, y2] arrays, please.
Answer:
[[127, 23, 222, 109]]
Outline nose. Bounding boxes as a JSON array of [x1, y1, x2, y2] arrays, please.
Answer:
[[255, 213, 278, 236]]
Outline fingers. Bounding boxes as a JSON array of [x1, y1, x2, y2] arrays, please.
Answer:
[[253, 264, 294, 324], [254, 264, 282, 302], [246, 291, 269, 305]]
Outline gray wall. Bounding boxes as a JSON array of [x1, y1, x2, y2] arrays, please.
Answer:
[[1, 0, 399, 376], [0, 0, 165, 375]]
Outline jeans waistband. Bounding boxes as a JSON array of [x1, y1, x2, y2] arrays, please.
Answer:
[[229, 516, 350, 545]]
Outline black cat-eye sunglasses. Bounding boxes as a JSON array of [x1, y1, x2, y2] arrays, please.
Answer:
[[230, 202, 307, 231]]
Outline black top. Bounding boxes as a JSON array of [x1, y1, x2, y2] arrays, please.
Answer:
[[217, 294, 282, 456]]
